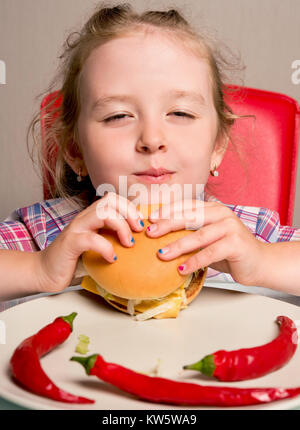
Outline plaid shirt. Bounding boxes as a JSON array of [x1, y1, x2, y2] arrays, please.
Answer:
[[1, 194, 300, 311]]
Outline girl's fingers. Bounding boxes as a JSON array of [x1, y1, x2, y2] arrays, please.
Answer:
[[147, 208, 205, 235], [65, 230, 118, 264], [149, 199, 207, 221], [156, 218, 229, 260], [176, 235, 236, 275], [95, 192, 145, 232], [147, 204, 236, 239], [201, 203, 235, 226], [75, 192, 143, 232], [148, 201, 234, 231], [42, 193, 146, 292], [69, 206, 136, 249], [40, 229, 119, 293], [97, 206, 137, 248]]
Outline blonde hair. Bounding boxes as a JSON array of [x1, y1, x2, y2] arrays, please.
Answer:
[[27, 2, 245, 209]]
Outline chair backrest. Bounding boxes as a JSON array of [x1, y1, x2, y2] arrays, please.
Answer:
[[41, 86, 300, 225], [207, 86, 300, 225], [41, 90, 62, 202]]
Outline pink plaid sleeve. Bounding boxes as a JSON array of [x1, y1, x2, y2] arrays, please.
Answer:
[[255, 207, 300, 242], [0, 198, 83, 312], [0, 202, 51, 252], [205, 192, 300, 243], [227, 204, 300, 242], [0, 198, 83, 253], [0, 220, 39, 252]]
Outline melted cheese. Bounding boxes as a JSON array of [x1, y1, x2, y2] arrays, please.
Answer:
[[81, 274, 192, 320]]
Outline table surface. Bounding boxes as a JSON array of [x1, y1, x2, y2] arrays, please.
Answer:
[[1, 281, 300, 410]]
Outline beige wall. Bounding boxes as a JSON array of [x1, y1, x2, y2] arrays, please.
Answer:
[[0, 0, 300, 223]]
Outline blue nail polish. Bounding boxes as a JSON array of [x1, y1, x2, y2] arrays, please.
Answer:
[[113, 255, 117, 261], [140, 220, 144, 227], [131, 237, 135, 243], [158, 247, 169, 254]]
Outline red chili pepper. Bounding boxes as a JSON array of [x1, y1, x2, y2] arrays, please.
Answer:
[[183, 315, 298, 382], [10, 312, 94, 404], [70, 353, 300, 407]]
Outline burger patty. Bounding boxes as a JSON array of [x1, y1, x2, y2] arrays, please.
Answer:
[[185, 270, 204, 299]]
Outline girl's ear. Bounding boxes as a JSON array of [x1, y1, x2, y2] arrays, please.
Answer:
[[210, 134, 229, 172], [64, 139, 88, 177]]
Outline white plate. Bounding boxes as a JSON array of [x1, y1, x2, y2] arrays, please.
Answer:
[[1, 286, 300, 410]]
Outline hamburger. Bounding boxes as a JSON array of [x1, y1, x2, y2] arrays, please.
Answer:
[[80, 204, 207, 320]]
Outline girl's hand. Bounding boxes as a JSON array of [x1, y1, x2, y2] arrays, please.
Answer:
[[36, 192, 145, 293], [146, 200, 266, 286]]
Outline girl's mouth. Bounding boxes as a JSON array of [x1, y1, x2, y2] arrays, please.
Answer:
[[133, 167, 175, 184], [133, 173, 174, 184]]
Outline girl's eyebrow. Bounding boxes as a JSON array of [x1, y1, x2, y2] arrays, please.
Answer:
[[91, 89, 207, 112]]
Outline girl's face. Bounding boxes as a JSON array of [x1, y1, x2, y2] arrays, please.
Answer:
[[74, 31, 225, 203]]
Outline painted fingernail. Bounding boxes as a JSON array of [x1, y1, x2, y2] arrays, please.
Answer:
[[113, 255, 118, 261], [158, 247, 169, 255], [147, 224, 157, 232], [130, 236, 135, 244], [178, 264, 186, 273], [140, 220, 145, 227]]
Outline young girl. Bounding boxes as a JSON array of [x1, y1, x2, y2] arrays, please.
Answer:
[[1, 3, 300, 311]]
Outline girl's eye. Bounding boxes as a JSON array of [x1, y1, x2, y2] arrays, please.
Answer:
[[103, 111, 195, 123], [103, 114, 128, 123], [171, 111, 195, 119]]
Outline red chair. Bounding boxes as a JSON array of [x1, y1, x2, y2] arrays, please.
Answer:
[[41, 90, 62, 203], [207, 86, 300, 226], [41, 86, 300, 226]]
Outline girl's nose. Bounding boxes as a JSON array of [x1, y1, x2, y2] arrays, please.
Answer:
[[136, 140, 167, 153], [136, 121, 168, 153]]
